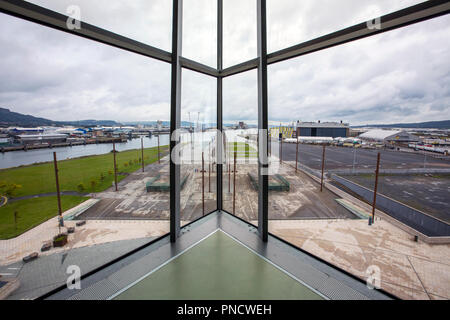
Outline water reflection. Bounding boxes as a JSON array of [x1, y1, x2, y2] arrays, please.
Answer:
[[0, 135, 170, 169]]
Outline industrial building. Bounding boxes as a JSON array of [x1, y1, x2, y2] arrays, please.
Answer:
[[16, 133, 68, 145], [269, 126, 295, 138], [269, 121, 349, 139], [8, 127, 44, 135], [0, 134, 12, 146], [296, 121, 349, 138], [358, 129, 419, 145]]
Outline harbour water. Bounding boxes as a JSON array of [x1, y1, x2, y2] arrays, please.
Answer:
[[0, 135, 170, 169]]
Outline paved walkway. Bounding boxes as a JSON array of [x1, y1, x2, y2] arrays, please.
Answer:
[[0, 200, 171, 265]]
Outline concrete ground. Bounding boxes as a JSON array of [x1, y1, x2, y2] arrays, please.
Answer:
[[78, 158, 217, 221], [0, 205, 171, 266], [78, 153, 354, 222], [279, 143, 450, 171], [79, 160, 171, 220], [180, 163, 217, 219], [223, 162, 356, 221], [269, 219, 450, 300]]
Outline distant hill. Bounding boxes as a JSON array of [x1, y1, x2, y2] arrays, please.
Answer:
[[59, 119, 120, 127], [352, 120, 450, 129], [0, 108, 120, 127], [124, 121, 188, 127], [0, 107, 56, 126], [124, 121, 221, 128]]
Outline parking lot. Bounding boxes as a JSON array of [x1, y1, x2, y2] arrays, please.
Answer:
[[342, 173, 450, 223], [278, 143, 450, 171]]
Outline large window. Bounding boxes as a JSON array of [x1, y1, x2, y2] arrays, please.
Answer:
[[268, 14, 450, 300], [267, 0, 424, 53], [183, 0, 217, 67], [26, 0, 173, 51], [0, 11, 170, 299], [0, 0, 448, 301], [223, 0, 257, 68], [180, 69, 217, 220], [223, 70, 258, 224]]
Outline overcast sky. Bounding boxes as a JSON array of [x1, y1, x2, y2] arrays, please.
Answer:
[[0, 0, 449, 126]]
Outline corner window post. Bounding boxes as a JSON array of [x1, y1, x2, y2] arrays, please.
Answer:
[[170, 0, 183, 242], [257, 0, 268, 242]]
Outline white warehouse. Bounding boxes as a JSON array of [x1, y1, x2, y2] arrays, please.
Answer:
[[358, 129, 419, 143]]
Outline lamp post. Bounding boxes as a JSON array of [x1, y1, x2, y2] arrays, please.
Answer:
[[141, 137, 145, 172], [320, 144, 326, 192], [370, 152, 381, 225], [233, 151, 237, 215], [53, 152, 63, 229], [295, 136, 299, 172], [202, 152, 205, 216], [113, 142, 118, 191]]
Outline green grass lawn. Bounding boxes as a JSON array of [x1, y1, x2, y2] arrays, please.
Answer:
[[0, 195, 89, 239], [0, 146, 168, 238], [0, 145, 169, 197]]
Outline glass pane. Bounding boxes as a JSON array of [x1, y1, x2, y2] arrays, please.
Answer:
[[267, 0, 425, 53], [223, 70, 258, 226], [223, 0, 257, 68], [268, 15, 450, 300], [26, 0, 173, 51], [183, 0, 217, 67], [180, 69, 217, 222], [0, 13, 170, 299]]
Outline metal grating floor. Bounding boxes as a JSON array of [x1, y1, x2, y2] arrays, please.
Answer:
[[46, 211, 392, 300]]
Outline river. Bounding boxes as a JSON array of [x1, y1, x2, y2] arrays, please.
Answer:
[[0, 135, 170, 169]]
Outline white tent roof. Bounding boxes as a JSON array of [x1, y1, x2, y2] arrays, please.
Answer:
[[358, 129, 402, 141], [286, 137, 334, 142]]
